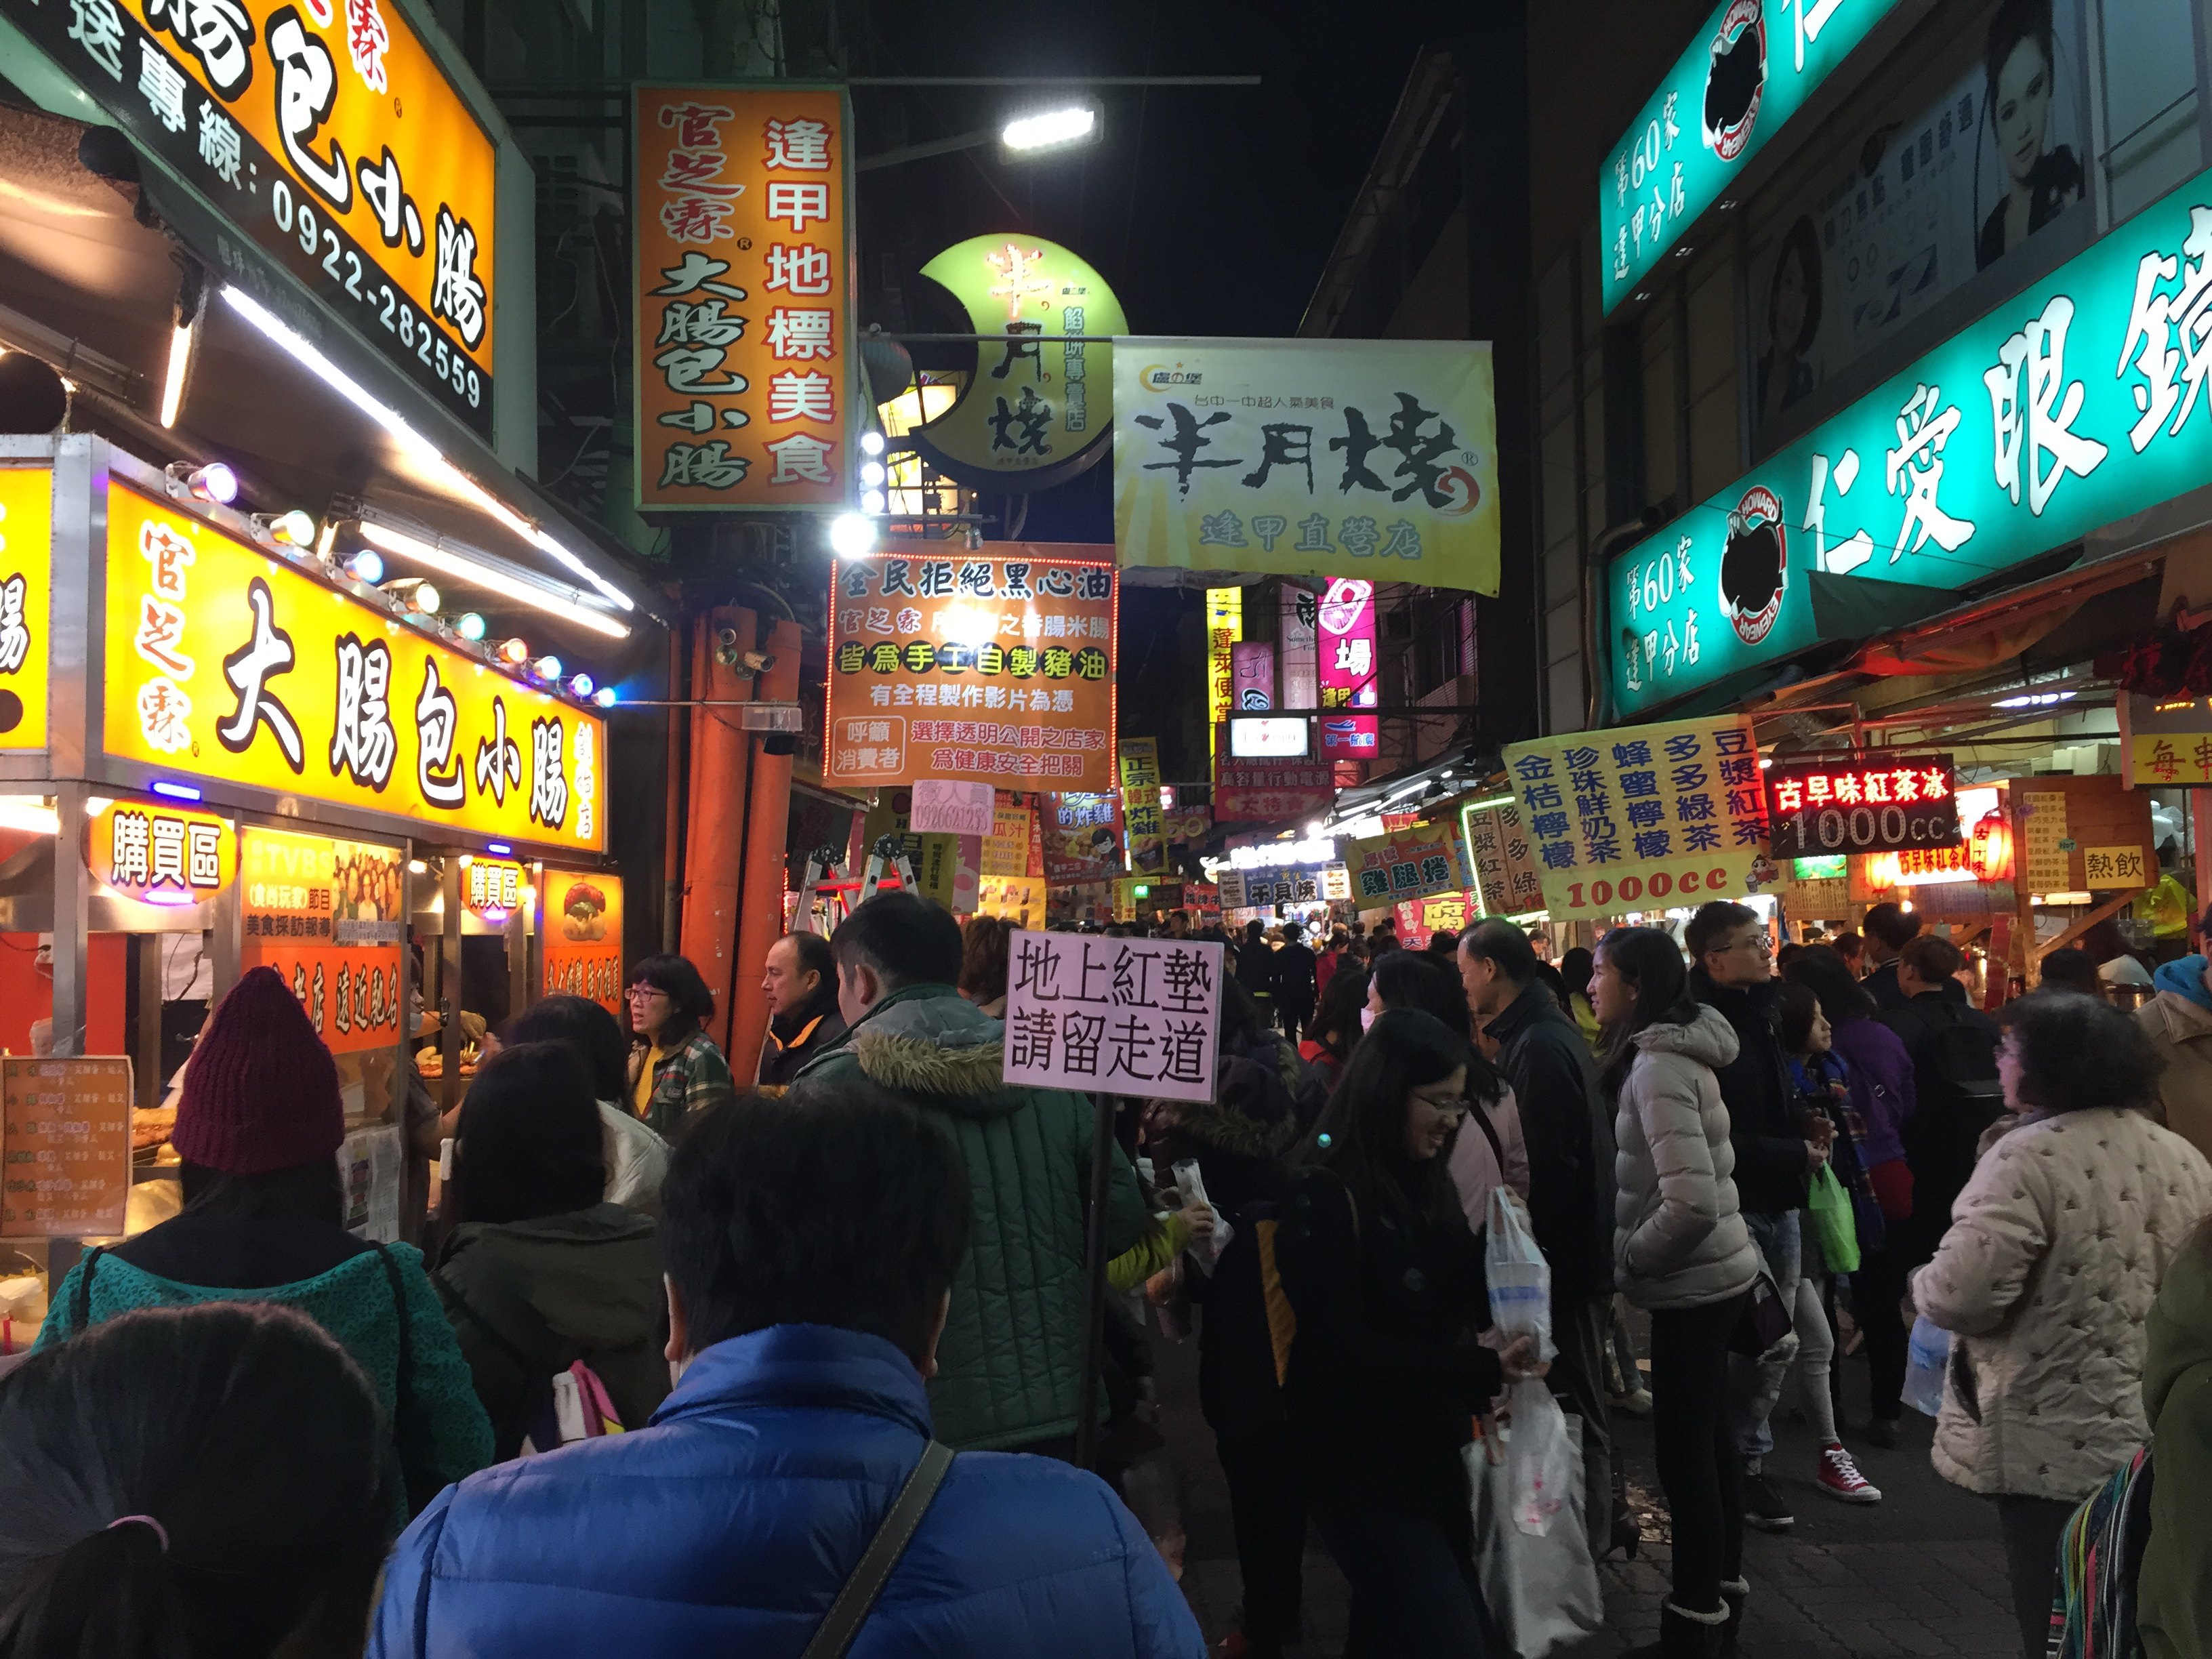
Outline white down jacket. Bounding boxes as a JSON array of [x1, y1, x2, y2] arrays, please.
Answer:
[[1915, 1106, 2212, 1500], [1613, 1005, 1761, 1311]]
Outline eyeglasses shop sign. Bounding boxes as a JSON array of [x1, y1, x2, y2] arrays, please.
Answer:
[[1610, 165, 2212, 716]]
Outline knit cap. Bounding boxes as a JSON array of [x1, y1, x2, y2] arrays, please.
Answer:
[[170, 966, 344, 1175]]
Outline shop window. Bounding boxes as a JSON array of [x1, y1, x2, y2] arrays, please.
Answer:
[[2095, 0, 2201, 222]]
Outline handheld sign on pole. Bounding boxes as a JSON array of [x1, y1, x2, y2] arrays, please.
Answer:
[[1002, 932, 1226, 1105]]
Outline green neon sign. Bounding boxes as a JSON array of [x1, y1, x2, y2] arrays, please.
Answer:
[[1601, 0, 1905, 315], [1610, 165, 2212, 717]]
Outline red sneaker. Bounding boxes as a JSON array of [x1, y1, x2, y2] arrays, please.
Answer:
[[1817, 1442, 1881, 1503]]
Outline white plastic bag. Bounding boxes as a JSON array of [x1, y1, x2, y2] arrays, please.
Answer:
[[1471, 1413, 1605, 1657], [1486, 1187, 1553, 1361], [1172, 1159, 1233, 1275], [1904, 1315, 1950, 1417], [1502, 1379, 1575, 1537]]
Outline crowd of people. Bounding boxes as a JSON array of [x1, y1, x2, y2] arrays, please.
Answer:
[[8, 890, 2212, 1659]]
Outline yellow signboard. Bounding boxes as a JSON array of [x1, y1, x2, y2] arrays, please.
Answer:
[[85, 798, 235, 905], [102, 485, 607, 851], [0, 466, 50, 750]]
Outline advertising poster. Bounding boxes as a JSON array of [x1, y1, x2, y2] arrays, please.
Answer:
[[1002, 932, 1225, 1103], [241, 827, 405, 1054], [1042, 791, 1123, 883], [983, 800, 1038, 878], [1280, 581, 1320, 712], [1231, 640, 1276, 711], [827, 548, 1115, 792], [544, 872, 623, 1015], [1115, 339, 1500, 596], [1345, 825, 1473, 907], [1215, 758, 1334, 824], [1206, 587, 1242, 762], [1120, 737, 1164, 874], [1316, 577, 1380, 758], [634, 84, 854, 510], [1503, 716, 1771, 920], [1460, 798, 1546, 918]]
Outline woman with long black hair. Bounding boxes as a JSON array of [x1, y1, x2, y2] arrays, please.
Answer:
[[1275, 1007, 1546, 1656], [1595, 926, 1759, 1658]]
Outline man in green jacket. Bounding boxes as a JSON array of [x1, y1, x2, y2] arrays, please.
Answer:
[[793, 891, 1149, 1454]]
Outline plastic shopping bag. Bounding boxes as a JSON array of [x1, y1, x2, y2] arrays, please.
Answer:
[[1805, 1162, 1860, 1274], [1503, 1379, 1576, 1537], [1470, 1414, 1605, 1658], [1485, 1187, 1553, 1361], [1172, 1160, 1233, 1276], [1904, 1315, 1950, 1417]]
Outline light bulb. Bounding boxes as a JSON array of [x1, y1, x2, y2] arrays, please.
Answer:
[[187, 462, 237, 504], [828, 513, 876, 557], [860, 430, 886, 456], [534, 655, 562, 680], [271, 509, 316, 546], [455, 613, 486, 641], [569, 672, 594, 698], [345, 550, 384, 584], [498, 638, 530, 664], [593, 686, 617, 708], [411, 581, 441, 614], [859, 459, 886, 486], [860, 488, 886, 514]]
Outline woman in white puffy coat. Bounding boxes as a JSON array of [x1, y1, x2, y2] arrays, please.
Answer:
[[1595, 926, 1760, 1659], [1910, 989, 2212, 1659]]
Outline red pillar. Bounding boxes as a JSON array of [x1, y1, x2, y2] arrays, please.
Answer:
[[725, 616, 803, 1086], [678, 607, 755, 1053]]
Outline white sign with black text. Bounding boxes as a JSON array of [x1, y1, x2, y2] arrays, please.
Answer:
[[1003, 930, 1225, 1103]]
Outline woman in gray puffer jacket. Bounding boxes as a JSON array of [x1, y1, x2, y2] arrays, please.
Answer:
[[1595, 926, 1760, 1659]]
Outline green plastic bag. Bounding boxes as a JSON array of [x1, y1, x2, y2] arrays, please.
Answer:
[[1806, 1162, 1860, 1274]]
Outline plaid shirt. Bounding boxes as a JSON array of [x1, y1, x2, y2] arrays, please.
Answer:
[[636, 1027, 735, 1139]]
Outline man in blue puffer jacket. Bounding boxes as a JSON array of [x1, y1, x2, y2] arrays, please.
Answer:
[[371, 1086, 1203, 1659]]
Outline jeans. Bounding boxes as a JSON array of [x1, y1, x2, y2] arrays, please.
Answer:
[[1650, 1296, 1748, 1616], [1787, 1270, 1838, 1446], [1732, 1210, 1802, 1461], [1549, 1292, 1618, 1555], [1217, 1435, 1305, 1647], [1313, 1502, 1490, 1658], [1996, 1494, 2074, 1659]]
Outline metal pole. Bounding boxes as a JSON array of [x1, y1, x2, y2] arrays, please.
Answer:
[[1071, 1090, 1117, 1471]]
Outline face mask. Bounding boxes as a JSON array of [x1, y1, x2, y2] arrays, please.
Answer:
[[1360, 1005, 1378, 1032]]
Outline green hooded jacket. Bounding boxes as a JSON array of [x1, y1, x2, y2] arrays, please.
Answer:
[[2140, 1224, 2212, 1659], [792, 983, 1149, 1450], [431, 1203, 671, 1460]]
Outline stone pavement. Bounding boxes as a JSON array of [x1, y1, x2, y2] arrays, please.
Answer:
[[1159, 1334, 2024, 1658]]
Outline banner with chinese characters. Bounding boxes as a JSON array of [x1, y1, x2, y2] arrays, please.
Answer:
[[1114, 338, 1500, 596], [634, 83, 853, 509], [1218, 864, 1345, 909], [1206, 588, 1241, 764], [461, 857, 527, 922], [826, 548, 1115, 792], [1120, 737, 1164, 874], [1231, 639, 1275, 711], [1042, 791, 1122, 883], [102, 485, 607, 851], [1459, 798, 1545, 918], [1345, 825, 1472, 907], [6, 0, 499, 433], [240, 827, 405, 1054], [1003, 931, 1225, 1103], [544, 870, 623, 1014], [1316, 577, 1380, 757], [85, 799, 234, 905], [1599, 0, 1907, 314], [1764, 755, 1959, 858], [1610, 165, 2212, 718], [1, 1057, 132, 1236], [2120, 692, 2212, 787], [1504, 716, 1771, 920], [1215, 758, 1334, 824], [910, 234, 1125, 489], [982, 800, 1037, 878], [0, 466, 49, 750]]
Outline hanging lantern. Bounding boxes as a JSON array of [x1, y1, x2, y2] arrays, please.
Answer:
[[1970, 809, 2013, 882]]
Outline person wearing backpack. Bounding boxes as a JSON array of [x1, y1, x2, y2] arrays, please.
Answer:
[[432, 1042, 670, 1460]]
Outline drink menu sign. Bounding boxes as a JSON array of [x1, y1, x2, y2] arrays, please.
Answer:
[[1, 1057, 132, 1237]]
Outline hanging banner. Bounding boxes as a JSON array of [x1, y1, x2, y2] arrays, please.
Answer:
[[1316, 577, 1380, 757], [1042, 790, 1122, 883], [1280, 581, 1319, 712], [0, 465, 51, 750], [1215, 757, 1334, 824], [1231, 640, 1276, 711], [1206, 587, 1242, 765], [240, 827, 405, 1055], [1002, 931, 1226, 1103], [102, 485, 607, 852], [910, 779, 996, 837], [634, 83, 855, 510], [825, 546, 1115, 791], [85, 799, 234, 905], [1504, 714, 1773, 920], [1612, 164, 2212, 718], [1114, 338, 1500, 596], [5, 0, 501, 433], [544, 871, 623, 1014], [910, 235, 1126, 489], [1120, 737, 1164, 874], [1345, 824, 1473, 906], [1460, 798, 1545, 918]]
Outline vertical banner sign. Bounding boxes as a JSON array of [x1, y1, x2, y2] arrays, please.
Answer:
[[634, 84, 854, 510], [1206, 587, 1242, 766], [825, 546, 1116, 790], [1280, 582, 1319, 713], [1231, 640, 1276, 710], [1316, 577, 1380, 758], [4, 0, 501, 432], [1120, 737, 1164, 874], [1042, 792, 1123, 883], [1599, 0, 1907, 313], [1115, 338, 1500, 595], [1002, 931, 1225, 1103], [544, 872, 623, 1014], [0, 466, 51, 750], [1503, 716, 1772, 921], [1, 1058, 132, 1236], [1460, 798, 1545, 918], [241, 827, 406, 1054]]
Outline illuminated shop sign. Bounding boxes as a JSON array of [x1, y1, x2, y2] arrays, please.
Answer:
[[1764, 756, 1959, 856]]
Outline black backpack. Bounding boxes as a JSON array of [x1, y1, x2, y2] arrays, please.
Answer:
[[1891, 1001, 2005, 1196]]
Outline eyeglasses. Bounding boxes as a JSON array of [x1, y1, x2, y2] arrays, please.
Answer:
[[1725, 933, 1773, 956], [625, 985, 670, 1002]]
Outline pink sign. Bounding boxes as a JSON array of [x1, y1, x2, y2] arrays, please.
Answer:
[[1231, 640, 1276, 712], [1316, 578, 1379, 757], [909, 780, 996, 837]]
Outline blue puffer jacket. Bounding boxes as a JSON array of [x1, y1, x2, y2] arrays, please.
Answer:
[[371, 1322, 1205, 1659]]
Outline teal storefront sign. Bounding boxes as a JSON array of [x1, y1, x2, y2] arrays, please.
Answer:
[[1610, 164, 2212, 718], [1601, 0, 1904, 315]]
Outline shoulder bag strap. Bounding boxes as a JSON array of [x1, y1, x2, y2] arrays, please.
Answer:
[[1468, 1097, 1507, 1179], [800, 1439, 955, 1659], [70, 1246, 104, 1332]]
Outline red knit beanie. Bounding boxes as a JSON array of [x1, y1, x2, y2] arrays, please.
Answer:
[[171, 966, 345, 1175]]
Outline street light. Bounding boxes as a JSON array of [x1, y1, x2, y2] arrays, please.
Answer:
[[1000, 104, 1100, 159]]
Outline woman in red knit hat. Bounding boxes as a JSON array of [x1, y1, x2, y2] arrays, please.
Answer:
[[35, 966, 493, 1522]]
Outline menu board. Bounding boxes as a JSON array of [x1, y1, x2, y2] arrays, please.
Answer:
[[2018, 793, 2072, 897], [1, 1057, 132, 1237]]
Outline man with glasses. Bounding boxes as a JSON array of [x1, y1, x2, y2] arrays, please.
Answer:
[[1687, 900, 1832, 1535]]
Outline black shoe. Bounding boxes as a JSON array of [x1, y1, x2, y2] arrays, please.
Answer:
[[1623, 1602, 1729, 1658], [1718, 1577, 1748, 1654], [1864, 1414, 1902, 1450], [1742, 1469, 1794, 1532]]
